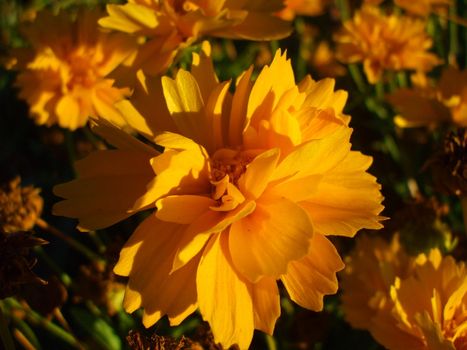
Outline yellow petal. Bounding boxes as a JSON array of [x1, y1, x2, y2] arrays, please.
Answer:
[[99, 3, 158, 34], [55, 95, 81, 130], [251, 277, 280, 335], [238, 148, 280, 199], [53, 149, 156, 231], [300, 151, 384, 237], [162, 70, 206, 144], [229, 196, 313, 282], [172, 200, 257, 272], [229, 66, 253, 147], [197, 234, 254, 350], [116, 215, 198, 327], [156, 195, 216, 224], [271, 127, 352, 182], [281, 233, 344, 311]]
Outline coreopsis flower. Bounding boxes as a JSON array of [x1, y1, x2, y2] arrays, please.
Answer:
[[310, 41, 346, 78], [394, 0, 451, 16], [0, 177, 43, 233], [276, 0, 331, 20], [335, 6, 441, 84], [54, 46, 384, 349], [388, 67, 467, 128], [340, 234, 415, 329], [378, 250, 467, 349], [341, 236, 467, 349], [10, 10, 136, 130], [99, 0, 291, 76]]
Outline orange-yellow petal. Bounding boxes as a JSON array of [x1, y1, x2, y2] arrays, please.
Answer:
[[251, 277, 280, 335], [229, 196, 313, 282], [281, 233, 344, 311], [197, 234, 254, 350]]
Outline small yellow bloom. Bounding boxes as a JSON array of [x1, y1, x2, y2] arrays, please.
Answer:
[[335, 6, 442, 84], [54, 45, 384, 349], [99, 0, 292, 76], [388, 67, 467, 128], [310, 41, 346, 78], [276, 0, 331, 20], [10, 11, 136, 130], [341, 235, 467, 349]]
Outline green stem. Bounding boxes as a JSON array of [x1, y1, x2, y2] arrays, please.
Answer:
[[348, 64, 367, 94], [461, 196, 467, 237], [264, 334, 277, 350], [0, 302, 15, 350], [336, 0, 351, 21], [396, 71, 408, 88], [37, 218, 104, 263], [33, 247, 72, 287], [88, 231, 107, 254], [5, 299, 81, 349], [448, 1, 459, 65], [375, 80, 385, 100], [10, 315, 41, 350]]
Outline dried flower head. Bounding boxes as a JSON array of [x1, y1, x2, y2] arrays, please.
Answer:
[[341, 236, 467, 349], [10, 10, 136, 130], [0, 177, 43, 233], [335, 6, 441, 84], [99, 0, 291, 76], [429, 128, 467, 197], [127, 331, 202, 350], [54, 45, 384, 349], [388, 67, 467, 128], [0, 230, 47, 299]]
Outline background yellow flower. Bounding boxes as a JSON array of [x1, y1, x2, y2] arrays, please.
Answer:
[[341, 235, 467, 349], [54, 46, 384, 349], [98, 0, 292, 76], [335, 6, 442, 84], [10, 10, 136, 130]]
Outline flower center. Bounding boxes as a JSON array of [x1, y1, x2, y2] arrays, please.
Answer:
[[66, 53, 98, 90], [209, 149, 253, 212]]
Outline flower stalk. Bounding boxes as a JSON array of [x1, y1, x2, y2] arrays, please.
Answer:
[[0, 302, 15, 350]]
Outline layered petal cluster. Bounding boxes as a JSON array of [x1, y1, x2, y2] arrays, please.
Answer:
[[10, 11, 136, 130], [388, 67, 467, 128], [54, 47, 384, 349], [341, 235, 467, 350], [276, 0, 332, 20], [99, 0, 291, 76], [335, 6, 442, 84]]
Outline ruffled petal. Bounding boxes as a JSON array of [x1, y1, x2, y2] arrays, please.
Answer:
[[116, 215, 198, 327], [197, 234, 254, 350], [229, 196, 313, 282], [299, 151, 384, 237], [251, 277, 280, 335], [281, 233, 344, 311]]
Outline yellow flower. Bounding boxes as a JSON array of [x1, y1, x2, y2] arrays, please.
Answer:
[[341, 236, 467, 349], [10, 11, 136, 130], [340, 234, 415, 330], [335, 6, 442, 84], [310, 41, 347, 78], [394, 0, 452, 16], [54, 45, 384, 349], [276, 0, 331, 20], [99, 0, 291, 76], [388, 67, 467, 128]]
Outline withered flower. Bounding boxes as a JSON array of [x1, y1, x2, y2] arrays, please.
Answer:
[[0, 230, 47, 299], [0, 177, 43, 233], [126, 330, 201, 350], [429, 128, 467, 197]]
